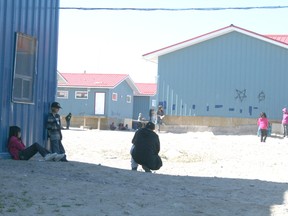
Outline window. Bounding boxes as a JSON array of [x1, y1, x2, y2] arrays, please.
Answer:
[[57, 91, 68, 99], [75, 91, 88, 99], [112, 93, 117, 101], [151, 99, 156, 107], [12, 33, 37, 103], [126, 95, 131, 103]]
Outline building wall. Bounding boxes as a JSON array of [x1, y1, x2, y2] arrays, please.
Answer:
[[0, 0, 59, 155], [108, 81, 134, 120], [133, 96, 157, 121], [133, 96, 150, 120], [57, 80, 134, 126], [57, 87, 109, 116], [158, 31, 288, 120]]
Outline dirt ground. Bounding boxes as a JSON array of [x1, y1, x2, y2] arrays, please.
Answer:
[[1, 129, 288, 216]]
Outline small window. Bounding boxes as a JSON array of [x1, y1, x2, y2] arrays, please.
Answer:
[[112, 93, 118, 101], [12, 33, 37, 103], [126, 95, 131, 103], [75, 91, 88, 99], [57, 91, 68, 99]]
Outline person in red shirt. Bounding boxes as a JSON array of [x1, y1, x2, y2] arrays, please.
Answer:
[[257, 112, 269, 142], [7, 126, 64, 161]]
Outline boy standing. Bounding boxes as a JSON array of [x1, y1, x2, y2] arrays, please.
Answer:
[[65, 112, 72, 129], [46, 102, 68, 162]]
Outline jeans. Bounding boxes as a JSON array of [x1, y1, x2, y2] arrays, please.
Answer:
[[66, 120, 70, 129], [50, 139, 66, 154], [283, 124, 288, 137], [19, 143, 50, 160], [130, 145, 138, 170], [260, 129, 267, 142]]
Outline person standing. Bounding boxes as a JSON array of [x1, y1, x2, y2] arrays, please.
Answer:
[[149, 108, 156, 124], [8, 126, 64, 161], [257, 112, 269, 142], [157, 105, 165, 132], [131, 122, 162, 172], [46, 102, 68, 161], [65, 112, 72, 129], [282, 108, 288, 137]]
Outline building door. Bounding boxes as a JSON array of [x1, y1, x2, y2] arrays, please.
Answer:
[[95, 92, 105, 115]]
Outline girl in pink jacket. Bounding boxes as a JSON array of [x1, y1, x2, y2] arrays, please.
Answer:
[[282, 108, 288, 137], [257, 112, 269, 142]]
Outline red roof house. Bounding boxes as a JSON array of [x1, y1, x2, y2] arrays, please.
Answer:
[[134, 83, 157, 96]]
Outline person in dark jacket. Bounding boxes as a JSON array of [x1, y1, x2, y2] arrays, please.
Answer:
[[65, 112, 72, 129], [46, 102, 68, 162], [131, 122, 162, 172], [157, 105, 165, 132]]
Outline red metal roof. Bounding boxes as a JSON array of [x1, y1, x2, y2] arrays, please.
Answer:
[[58, 73, 130, 88], [265, 35, 288, 44], [135, 83, 157, 96]]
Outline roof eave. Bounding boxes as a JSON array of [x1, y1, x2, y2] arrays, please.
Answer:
[[58, 85, 113, 89], [143, 24, 288, 62]]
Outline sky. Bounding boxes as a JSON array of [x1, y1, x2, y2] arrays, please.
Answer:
[[57, 0, 288, 83]]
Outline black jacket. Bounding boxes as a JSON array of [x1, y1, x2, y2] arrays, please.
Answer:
[[131, 128, 162, 170]]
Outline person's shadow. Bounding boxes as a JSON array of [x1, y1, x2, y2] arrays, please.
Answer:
[[3, 160, 287, 216]]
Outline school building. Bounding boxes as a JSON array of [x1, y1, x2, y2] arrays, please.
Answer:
[[143, 24, 288, 130]]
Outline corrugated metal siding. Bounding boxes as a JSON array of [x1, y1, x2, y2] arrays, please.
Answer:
[[158, 31, 288, 120], [109, 80, 134, 119], [133, 96, 151, 120], [0, 0, 59, 154]]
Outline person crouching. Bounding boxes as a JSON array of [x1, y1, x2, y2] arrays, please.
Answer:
[[131, 122, 162, 172]]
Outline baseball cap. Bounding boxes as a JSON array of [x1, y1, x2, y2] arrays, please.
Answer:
[[51, 102, 62, 109]]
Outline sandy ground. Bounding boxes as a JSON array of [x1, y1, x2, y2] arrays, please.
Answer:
[[1, 128, 288, 216]]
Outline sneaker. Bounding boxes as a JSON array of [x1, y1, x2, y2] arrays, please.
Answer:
[[44, 153, 57, 161], [60, 157, 69, 162], [142, 165, 152, 173], [54, 154, 65, 162]]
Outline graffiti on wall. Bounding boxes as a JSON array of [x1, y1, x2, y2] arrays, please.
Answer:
[[258, 91, 265, 102], [235, 89, 247, 102]]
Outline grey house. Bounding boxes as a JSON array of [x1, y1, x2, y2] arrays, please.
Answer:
[[143, 25, 288, 127], [0, 0, 60, 158]]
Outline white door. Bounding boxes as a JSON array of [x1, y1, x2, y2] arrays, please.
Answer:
[[95, 92, 105, 115]]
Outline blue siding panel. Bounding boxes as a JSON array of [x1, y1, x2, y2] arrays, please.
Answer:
[[57, 88, 109, 116], [133, 96, 151, 120], [0, 0, 59, 154], [109, 81, 134, 119], [158, 31, 288, 120]]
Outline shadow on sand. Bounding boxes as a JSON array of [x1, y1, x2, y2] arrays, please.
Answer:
[[1, 160, 287, 216]]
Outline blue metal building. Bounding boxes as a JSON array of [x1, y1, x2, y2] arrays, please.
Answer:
[[143, 25, 288, 121], [57, 72, 138, 125], [0, 0, 60, 157]]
